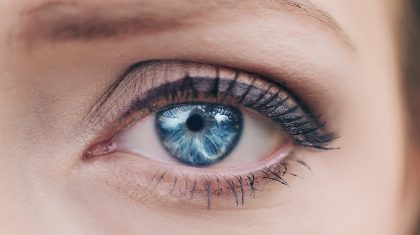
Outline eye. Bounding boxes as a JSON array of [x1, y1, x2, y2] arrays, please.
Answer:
[[114, 102, 287, 169], [84, 60, 336, 209]]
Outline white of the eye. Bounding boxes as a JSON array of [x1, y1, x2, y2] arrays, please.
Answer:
[[114, 110, 287, 167], [115, 116, 177, 164], [219, 111, 286, 166]]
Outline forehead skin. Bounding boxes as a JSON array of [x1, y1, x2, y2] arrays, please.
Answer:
[[0, 0, 413, 235]]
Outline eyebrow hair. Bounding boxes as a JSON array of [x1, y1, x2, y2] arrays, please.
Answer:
[[19, 0, 352, 47]]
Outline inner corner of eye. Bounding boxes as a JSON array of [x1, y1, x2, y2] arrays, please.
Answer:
[[97, 102, 290, 169]]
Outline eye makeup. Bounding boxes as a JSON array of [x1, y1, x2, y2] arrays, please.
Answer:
[[83, 60, 337, 209], [87, 60, 336, 149]]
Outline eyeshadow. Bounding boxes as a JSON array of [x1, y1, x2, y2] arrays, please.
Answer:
[[120, 73, 336, 149]]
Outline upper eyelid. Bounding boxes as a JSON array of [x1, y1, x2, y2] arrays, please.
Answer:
[[83, 60, 290, 127], [82, 60, 337, 149]]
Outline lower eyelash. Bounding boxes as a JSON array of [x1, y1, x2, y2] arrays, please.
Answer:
[[104, 153, 312, 210]]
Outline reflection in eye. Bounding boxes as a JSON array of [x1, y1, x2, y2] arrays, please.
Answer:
[[156, 103, 243, 166], [84, 60, 336, 209]]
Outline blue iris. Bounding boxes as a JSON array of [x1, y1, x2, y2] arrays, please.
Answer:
[[156, 103, 243, 166]]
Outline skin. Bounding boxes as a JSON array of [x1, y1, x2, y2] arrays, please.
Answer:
[[0, 0, 419, 234]]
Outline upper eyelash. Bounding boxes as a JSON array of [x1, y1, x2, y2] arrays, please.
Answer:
[[121, 73, 337, 150]]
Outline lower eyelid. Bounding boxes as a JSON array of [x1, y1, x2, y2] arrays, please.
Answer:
[[83, 144, 311, 210]]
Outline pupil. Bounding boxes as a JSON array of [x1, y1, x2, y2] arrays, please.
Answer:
[[186, 113, 205, 132]]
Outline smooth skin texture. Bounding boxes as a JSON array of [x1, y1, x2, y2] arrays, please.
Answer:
[[0, 0, 419, 234]]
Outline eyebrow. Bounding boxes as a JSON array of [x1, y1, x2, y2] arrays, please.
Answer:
[[19, 0, 352, 47]]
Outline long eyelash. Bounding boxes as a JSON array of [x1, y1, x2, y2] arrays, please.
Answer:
[[247, 174, 256, 198], [83, 60, 337, 150], [221, 71, 240, 99], [122, 73, 337, 149]]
